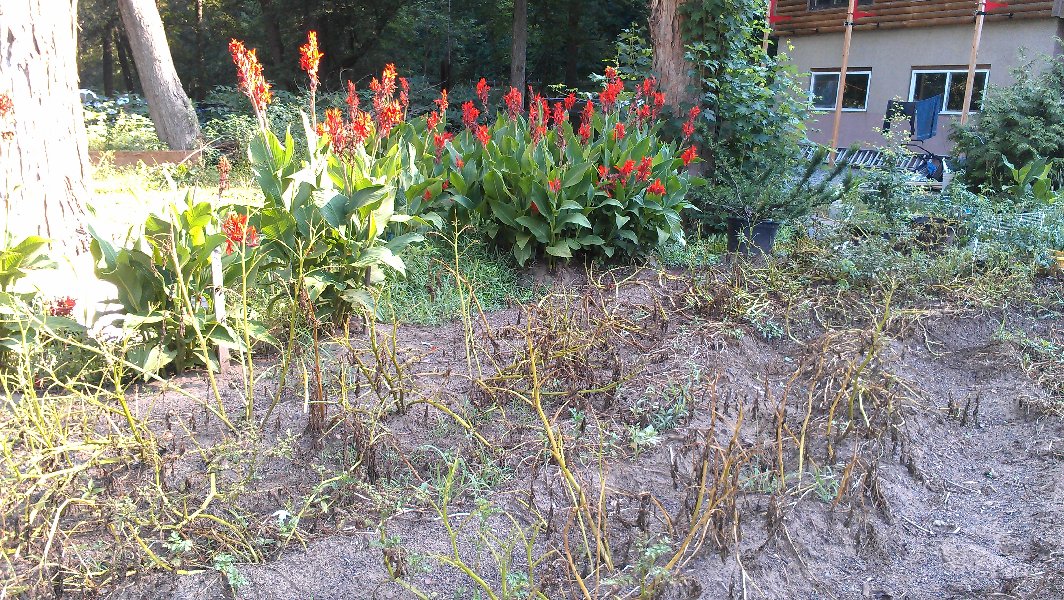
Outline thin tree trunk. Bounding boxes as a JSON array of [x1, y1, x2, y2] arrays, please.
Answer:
[[118, 0, 200, 150], [194, 0, 205, 100], [103, 22, 115, 97], [116, 29, 137, 92], [564, 1, 581, 88], [258, 0, 286, 85], [649, 0, 696, 114], [0, 0, 89, 251], [510, 0, 528, 92]]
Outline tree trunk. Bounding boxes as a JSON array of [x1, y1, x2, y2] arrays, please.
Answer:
[[649, 0, 696, 114], [194, 0, 205, 100], [0, 0, 89, 251], [510, 0, 528, 92], [117, 0, 200, 150], [564, 1, 581, 88], [116, 29, 137, 92], [103, 22, 115, 97]]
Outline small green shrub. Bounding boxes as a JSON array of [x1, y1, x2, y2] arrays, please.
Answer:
[[951, 53, 1064, 191]]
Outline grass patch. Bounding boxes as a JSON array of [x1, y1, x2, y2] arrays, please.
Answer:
[[377, 235, 542, 325]]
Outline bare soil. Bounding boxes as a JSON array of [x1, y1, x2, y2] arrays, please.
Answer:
[[93, 266, 1064, 600]]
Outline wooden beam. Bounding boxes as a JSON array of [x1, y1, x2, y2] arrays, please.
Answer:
[[829, 0, 858, 164], [959, 0, 987, 124]]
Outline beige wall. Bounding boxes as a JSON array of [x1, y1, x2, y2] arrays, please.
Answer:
[[783, 18, 1061, 155]]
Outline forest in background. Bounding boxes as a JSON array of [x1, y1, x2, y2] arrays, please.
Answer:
[[76, 0, 648, 99]]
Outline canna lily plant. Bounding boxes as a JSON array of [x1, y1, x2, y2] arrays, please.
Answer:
[[421, 68, 699, 265], [232, 34, 422, 326]]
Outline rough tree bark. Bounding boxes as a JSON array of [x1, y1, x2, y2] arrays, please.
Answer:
[[649, 0, 697, 114], [117, 0, 200, 150], [510, 0, 528, 93], [0, 0, 89, 250]]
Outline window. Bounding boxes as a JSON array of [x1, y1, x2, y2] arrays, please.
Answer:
[[809, 71, 871, 111], [909, 69, 989, 113], [810, 0, 872, 10]]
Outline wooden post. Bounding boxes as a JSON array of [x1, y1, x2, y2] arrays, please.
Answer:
[[828, 0, 859, 164], [959, 0, 988, 125]]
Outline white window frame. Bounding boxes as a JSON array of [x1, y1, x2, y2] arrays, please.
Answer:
[[809, 70, 872, 112], [907, 69, 990, 115]]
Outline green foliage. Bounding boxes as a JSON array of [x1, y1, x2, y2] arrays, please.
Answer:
[[951, 53, 1064, 192], [699, 145, 854, 224], [1002, 156, 1057, 210], [682, 0, 810, 168], [88, 198, 248, 375], [83, 94, 167, 151], [248, 116, 422, 326]]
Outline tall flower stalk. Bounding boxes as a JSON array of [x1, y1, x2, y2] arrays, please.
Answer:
[[299, 31, 323, 129]]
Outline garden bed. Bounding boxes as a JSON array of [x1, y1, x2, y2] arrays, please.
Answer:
[[89, 149, 202, 167], [12, 264, 1059, 600]]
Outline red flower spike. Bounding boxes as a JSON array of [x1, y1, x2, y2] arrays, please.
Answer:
[[462, 101, 480, 129], [552, 102, 568, 128], [476, 78, 491, 108], [456, 157, 465, 169], [48, 296, 76, 317], [503, 87, 522, 120], [345, 81, 360, 123], [564, 93, 576, 112], [616, 159, 635, 181], [434, 89, 449, 115], [322, 107, 345, 151], [299, 31, 323, 90], [423, 189, 433, 201], [229, 39, 272, 116], [612, 122, 626, 141], [682, 106, 700, 140], [222, 212, 260, 255], [681, 146, 698, 166], [548, 178, 562, 193], [427, 111, 440, 131], [636, 156, 652, 182], [648, 179, 666, 195], [475, 124, 491, 147]]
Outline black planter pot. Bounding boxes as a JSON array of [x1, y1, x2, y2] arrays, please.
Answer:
[[726, 217, 781, 256]]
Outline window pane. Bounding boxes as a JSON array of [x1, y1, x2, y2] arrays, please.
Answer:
[[841, 73, 869, 109], [811, 74, 839, 109], [913, 72, 947, 103], [946, 71, 988, 112]]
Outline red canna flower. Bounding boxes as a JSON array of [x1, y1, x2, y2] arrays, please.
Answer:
[[578, 101, 594, 144], [681, 146, 698, 166], [426, 111, 440, 131], [351, 110, 373, 146], [605, 66, 619, 82], [434, 89, 449, 115], [462, 100, 480, 129], [433, 131, 454, 162], [598, 165, 609, 180], [636, 156, 652, 182], [564, 92, 576, 112], [399, 77, 410, 114], [548, 178, 562, 193], [442, 181, 449, 190], [599, 79, 623, 113], [503, 87, 523, 120], [682, 106, 700, 140], [48, 296, 76, 317], [551, 102, 568, 128], [322, 107, 346, 151], [616, 159, 635, 181], [222, 212, 259, 255], [612, 122, 626, 141], [648, 179, 666, 195], [455, 157, 465, 169], [299, 31, 323, 90], [476, 78, 491, 108], [229, 39, 272, 117], [345, 81, 360, 122], [369, 64, 404, 136], [423, 189, 433, 201], [638, 77, 656, 99], [475, 124, 491, 147], [529, 92, 549, 142]]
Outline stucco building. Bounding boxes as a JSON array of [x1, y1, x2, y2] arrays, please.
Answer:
[[772, 0, 1064, 154]]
